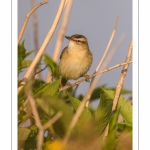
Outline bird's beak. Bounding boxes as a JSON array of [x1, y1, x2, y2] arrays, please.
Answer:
[[65, 36, 71, 40]]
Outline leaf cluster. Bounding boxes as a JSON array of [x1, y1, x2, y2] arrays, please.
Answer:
[[18, 41, 33, 75], [18, 42, 132, 150]]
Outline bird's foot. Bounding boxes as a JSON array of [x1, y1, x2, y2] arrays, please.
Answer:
[[66, 81, 72, 87], [84, 74, 90, 82]]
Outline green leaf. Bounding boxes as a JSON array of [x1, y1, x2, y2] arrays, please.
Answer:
[[91, 86, 132, 101], [43, 54, 59, 79], [18, 41, 26, 60], [99, 87, 132, 125], [23, 125, 38, 149], [34, 80, 60, 98], [36, 96, 74, 137], [18, 42, 26, 74], [95, 94, 113, 135], [18, 127, 31, 140], [67, 92, 93, 119], [18, 110, 26, 124], [118, 122, 132, 132], [25, 50, 34, 58], [103, 108, 120, 150], [18, 41, 33, 74], [32, 79, 46, 93], [36, 98, 55, 117], [18, 79, 45, 110], [90, 86, 104, 101], [117, 96, 132, 124], [29, 125, 38, 138], [21, 60, 32, 69], [107, 87, 132, 95]]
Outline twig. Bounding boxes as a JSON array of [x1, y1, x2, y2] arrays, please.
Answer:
[[43, 111, 63, 130], [61, 60, 132, 146], [31, 0, 42, 79], [24, 110, 34, 119], [90, 33, 125, 86], [18, 0, 67, 93], [46, 0, 73, 82], [59, 61, 132, 92], [46, 72, 53, 83], [26, 83, 63, 150], [62, 82, 95, 146], [27, 91, 41, 129], [103, 124, 109, 139], [96, 15, 119, 72], [18, 99, 29, 115], [31, 0, 39, 55], [112, 40, 133, 111], [103, 40, 133, 138], [18, 0, 48, 43], [26, 84, 43, 150], [52, 0, 72, 63], [86, 15, 119, 107]]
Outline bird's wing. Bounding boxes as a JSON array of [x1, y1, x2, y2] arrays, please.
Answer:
[[60, 47, 68, 59]]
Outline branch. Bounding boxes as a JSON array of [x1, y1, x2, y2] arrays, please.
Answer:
[[59, 61, 132, 92], [62, 83, 94, 146], [43, 112, 63, 130], [26, 83, 43, 150], [62, 40, 132, 145], [85, 15, 119, 107], [103, 124, 109, 139], [26, 82, 62, 150], [86, 34, 125, 108], [18, 0, 67, 93], [31, 0, 42, 79], [112, 40, 133, 111], [46, 0, 73, 82], [96, 15, 119, 72], [18, 0, 48, 43], [52, 0, 72, 63], [103, 40, 133, 138], [61, 60, 132, 146]]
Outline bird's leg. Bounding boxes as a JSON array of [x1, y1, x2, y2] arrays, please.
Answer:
[[84, 74, 90, 82], [66, 81, 72, 87]]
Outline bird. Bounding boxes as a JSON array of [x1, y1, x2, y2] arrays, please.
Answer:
[[58, 34, 93, 87]]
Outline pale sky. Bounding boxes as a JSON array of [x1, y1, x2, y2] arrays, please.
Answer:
[[18, 0, 132, 106]]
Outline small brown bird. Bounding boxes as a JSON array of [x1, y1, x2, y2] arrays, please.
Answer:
[[58, 34, 93, 87]]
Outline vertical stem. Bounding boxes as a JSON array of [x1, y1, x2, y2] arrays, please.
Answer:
[[18, 0, 66, 93], [18, 0, 48, 43], [46, 0, 73, 82], [31, 0, 42, 79], [112, 40, 132, 111]]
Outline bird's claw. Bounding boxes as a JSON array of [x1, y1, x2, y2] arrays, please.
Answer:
[[84, 74, 90, 82]]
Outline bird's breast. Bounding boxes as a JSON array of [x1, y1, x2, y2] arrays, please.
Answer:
[[59, 49, 92, 80]]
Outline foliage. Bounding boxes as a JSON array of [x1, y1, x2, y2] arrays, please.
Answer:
[[43, 54, 59, 80], [18, 41, 33, 75], [18, 43, 132, 150]]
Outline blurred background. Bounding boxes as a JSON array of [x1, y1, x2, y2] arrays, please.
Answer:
[[18, 0, 132, 107]]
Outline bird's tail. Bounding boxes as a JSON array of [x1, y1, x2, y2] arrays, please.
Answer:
[[60, 77, 67, 88]]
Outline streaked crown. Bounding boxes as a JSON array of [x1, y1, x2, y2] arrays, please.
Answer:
[[65, 34, 89, 49]]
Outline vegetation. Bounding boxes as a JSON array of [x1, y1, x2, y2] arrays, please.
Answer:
[[18, 41, 132, 150], [18, 1, 132, 150]]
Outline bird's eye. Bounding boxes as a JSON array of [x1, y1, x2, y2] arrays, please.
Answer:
[[76, 40, 80, 43]]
